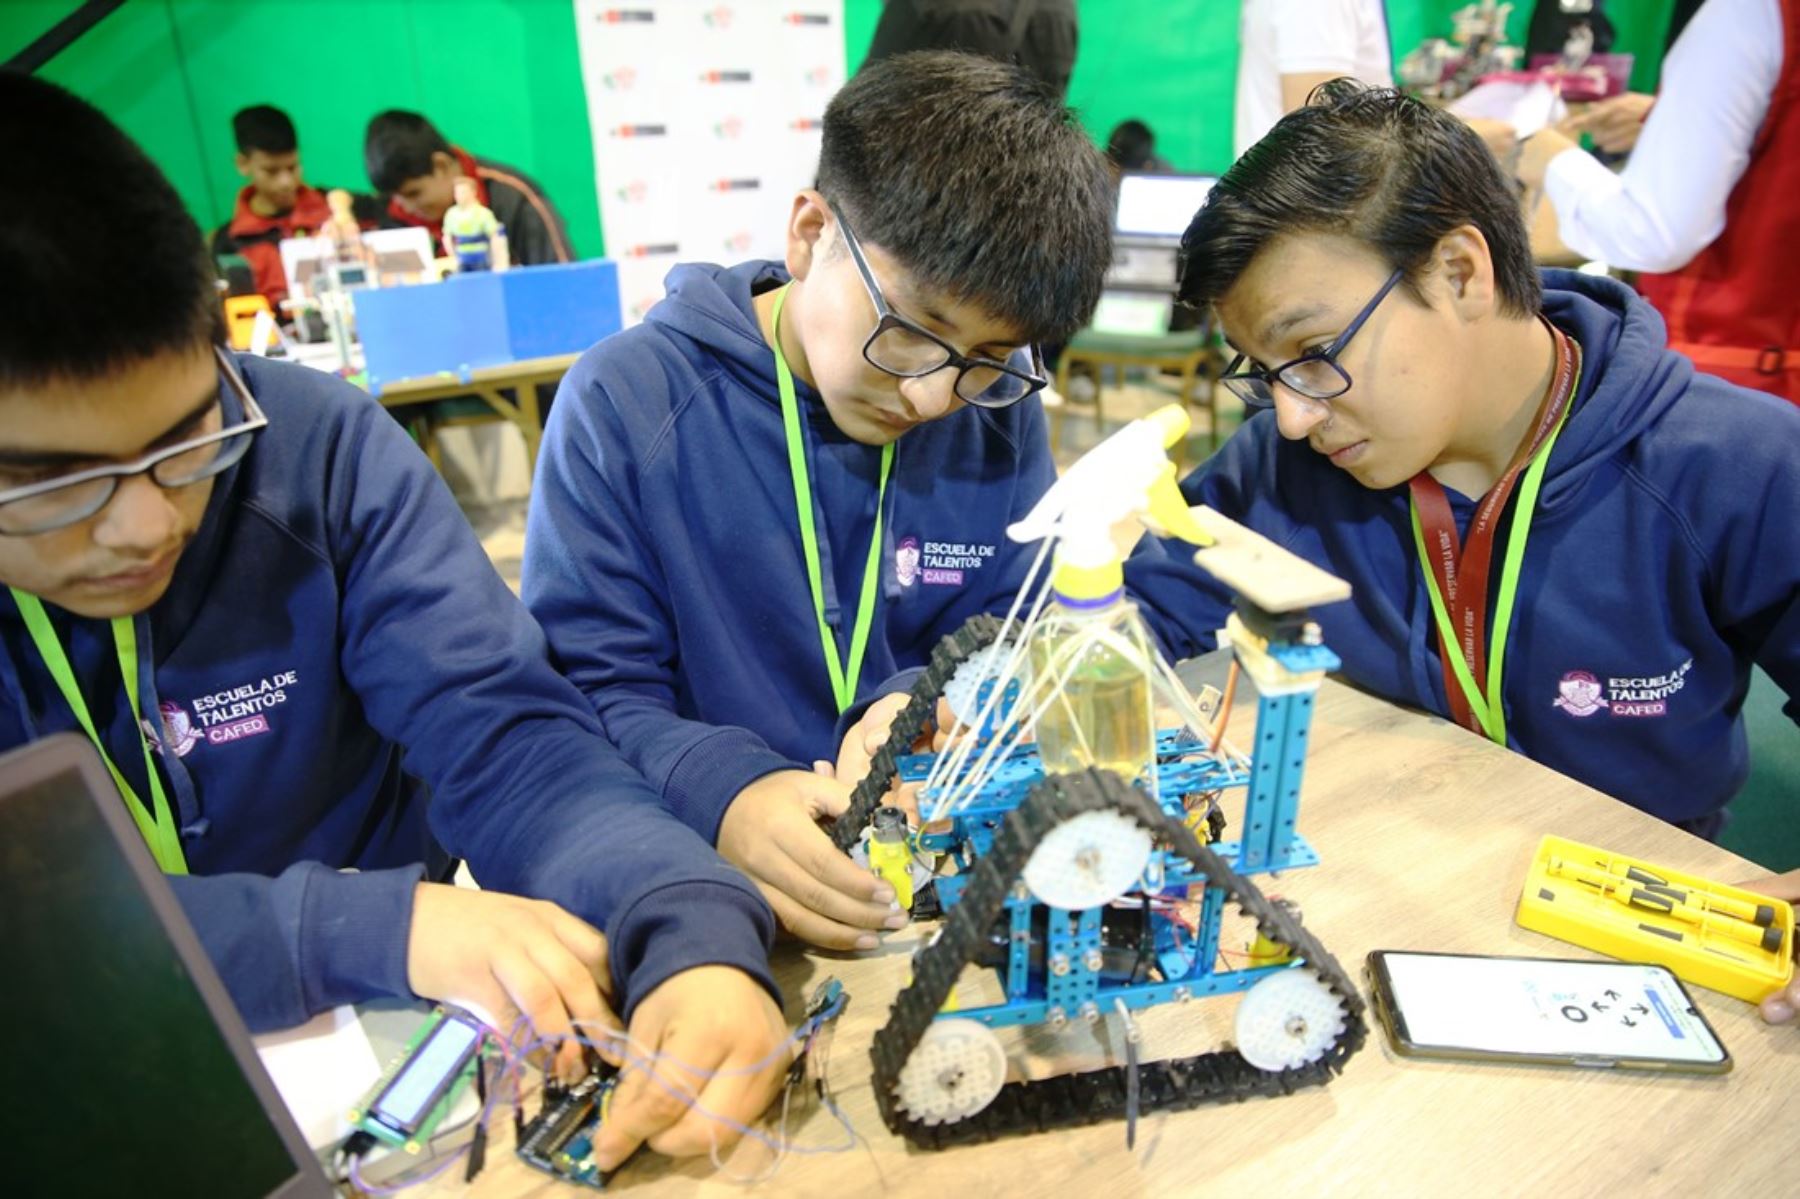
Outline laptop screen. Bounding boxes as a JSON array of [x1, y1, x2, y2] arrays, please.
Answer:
[[0, 749, 324, 1196], [1115, 173, 1217, 241]]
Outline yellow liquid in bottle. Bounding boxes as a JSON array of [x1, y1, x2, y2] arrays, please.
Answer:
[[1031, 607, 1155, 781]]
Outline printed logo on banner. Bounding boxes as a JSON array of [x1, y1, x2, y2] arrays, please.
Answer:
[[579, 0, 845, 327]]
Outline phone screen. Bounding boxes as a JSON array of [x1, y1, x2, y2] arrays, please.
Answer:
[[372, 1015, 482, 1130], [1372, 952, 1728, 1067]]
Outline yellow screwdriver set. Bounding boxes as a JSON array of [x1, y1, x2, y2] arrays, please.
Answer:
[[1516, 834, 1795, 1004]]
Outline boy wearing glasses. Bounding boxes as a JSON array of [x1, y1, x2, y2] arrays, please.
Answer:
[[523, 52, 1114, 950], [0, 76, 791, 1170], [1127, 82, 1800, 855]]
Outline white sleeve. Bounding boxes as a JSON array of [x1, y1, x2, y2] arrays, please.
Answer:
[[1269, 0, 1362, 75], [1543, 0, 1784, 272]]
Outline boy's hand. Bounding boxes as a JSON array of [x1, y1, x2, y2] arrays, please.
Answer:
[[406, 883, 622, 1081], [1460, 116, 1519, 162], [717, 769, 903, 949], [1513, 127, 1580, 192], [591, 966, 790, 1172], [1564, 92, 1655, 155], [834, 694, 958, 820], [1738, 870, 1800, 1025], [838, 694, 966, 783], [834, 693, 912, 792]]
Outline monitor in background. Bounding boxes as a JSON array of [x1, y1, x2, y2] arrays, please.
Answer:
[[1115, 172, 1218, 243], [0, 735, 332, 1197]]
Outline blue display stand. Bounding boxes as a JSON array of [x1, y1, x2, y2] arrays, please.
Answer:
[[355, 260, 622, 395]]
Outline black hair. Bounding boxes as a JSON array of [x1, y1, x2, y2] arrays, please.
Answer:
[[232, 104, 296, 155], [1105, 119, 1156, 171], [1178, 80, 1541, 319], [364, 110, 451, 195], [817, 51, 1113, 346], [0, 72, 220, 389]]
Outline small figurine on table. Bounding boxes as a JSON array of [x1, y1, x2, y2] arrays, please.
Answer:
[[319, 187, 373, 269], [442, 176, 508, 273]]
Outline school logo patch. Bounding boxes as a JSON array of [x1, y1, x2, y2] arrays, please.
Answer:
[[895, 536, 921, 588], [1552, 671, 1609, 718], [151, 669, 301, 752], [916, 538, 998, 587], [1554, 659, 1692, 721], [143, 701, 202, 758]]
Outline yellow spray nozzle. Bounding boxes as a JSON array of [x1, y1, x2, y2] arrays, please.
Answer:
[[1146, 404, 1191, 450], [1146, 461, 1213, 547]]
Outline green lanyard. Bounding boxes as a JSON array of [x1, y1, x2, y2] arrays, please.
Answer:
[[771, 285, 894, 715], [10, 588, 188, 873], [1407, 389, 1576, 748]]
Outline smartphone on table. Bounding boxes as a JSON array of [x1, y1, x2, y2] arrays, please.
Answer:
[[1366, 950, 1730, 1074]]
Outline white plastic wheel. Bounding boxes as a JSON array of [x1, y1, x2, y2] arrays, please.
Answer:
[[1234, 968, 1347, 1071], [941, 645, 1025, 727], [1021, 809, 1153, 910], [894, 1018, 1009, 1125]]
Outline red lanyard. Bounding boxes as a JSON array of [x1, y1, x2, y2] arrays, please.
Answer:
[[1408, 320, 1579, 737]]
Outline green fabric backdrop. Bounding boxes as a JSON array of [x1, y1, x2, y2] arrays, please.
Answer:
[[3, 1, 1680, 261]]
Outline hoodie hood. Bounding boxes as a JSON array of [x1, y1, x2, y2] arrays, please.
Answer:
[[1537, 269, 1694, 511], [645, 260, 823, 416]]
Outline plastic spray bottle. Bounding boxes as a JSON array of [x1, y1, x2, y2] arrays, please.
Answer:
[[1006, 405, 1210, 781]]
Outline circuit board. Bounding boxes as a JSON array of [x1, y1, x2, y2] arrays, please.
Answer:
[[347, 1007, 485, 1153], [516, 1072, 621, 1189]]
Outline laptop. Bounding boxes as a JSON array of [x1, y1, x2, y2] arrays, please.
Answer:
[[0, 734, 334, 1197], [1114, 171, 1217, 247], [1097, 173, 1220, 334]]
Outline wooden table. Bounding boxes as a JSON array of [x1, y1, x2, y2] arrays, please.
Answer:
[[374, 353, 579, 471], [418, 680, 1794, 1198]]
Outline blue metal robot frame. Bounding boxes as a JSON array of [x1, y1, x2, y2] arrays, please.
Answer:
[[902, 621, 1341, 1033]]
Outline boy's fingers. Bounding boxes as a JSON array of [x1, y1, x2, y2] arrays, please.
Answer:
[[493, 949, 583, 1082], [762, 886, 874, 950], [591, 1060, 696, 1172]]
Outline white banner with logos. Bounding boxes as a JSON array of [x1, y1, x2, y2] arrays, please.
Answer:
[[573, 0, 846, 325]]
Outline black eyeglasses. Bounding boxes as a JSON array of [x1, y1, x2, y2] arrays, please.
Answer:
[[1221, 268, 1406, 411], [828, 200, 1048, 409], [0, 346, 268, 536]]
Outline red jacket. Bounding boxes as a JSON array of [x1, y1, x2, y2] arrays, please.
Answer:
[[1637, 0, 1800, 406], [383, 146, 573, 267], [212, 185, 334, 308]]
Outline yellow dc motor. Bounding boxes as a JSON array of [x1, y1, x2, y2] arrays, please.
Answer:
[[868, 805, 914, 911]]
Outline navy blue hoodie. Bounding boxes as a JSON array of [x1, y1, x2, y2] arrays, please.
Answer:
[[0, 356, 776, 1031], [523, 261, 1055, 841], [1126, 272, 1800, 834]]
